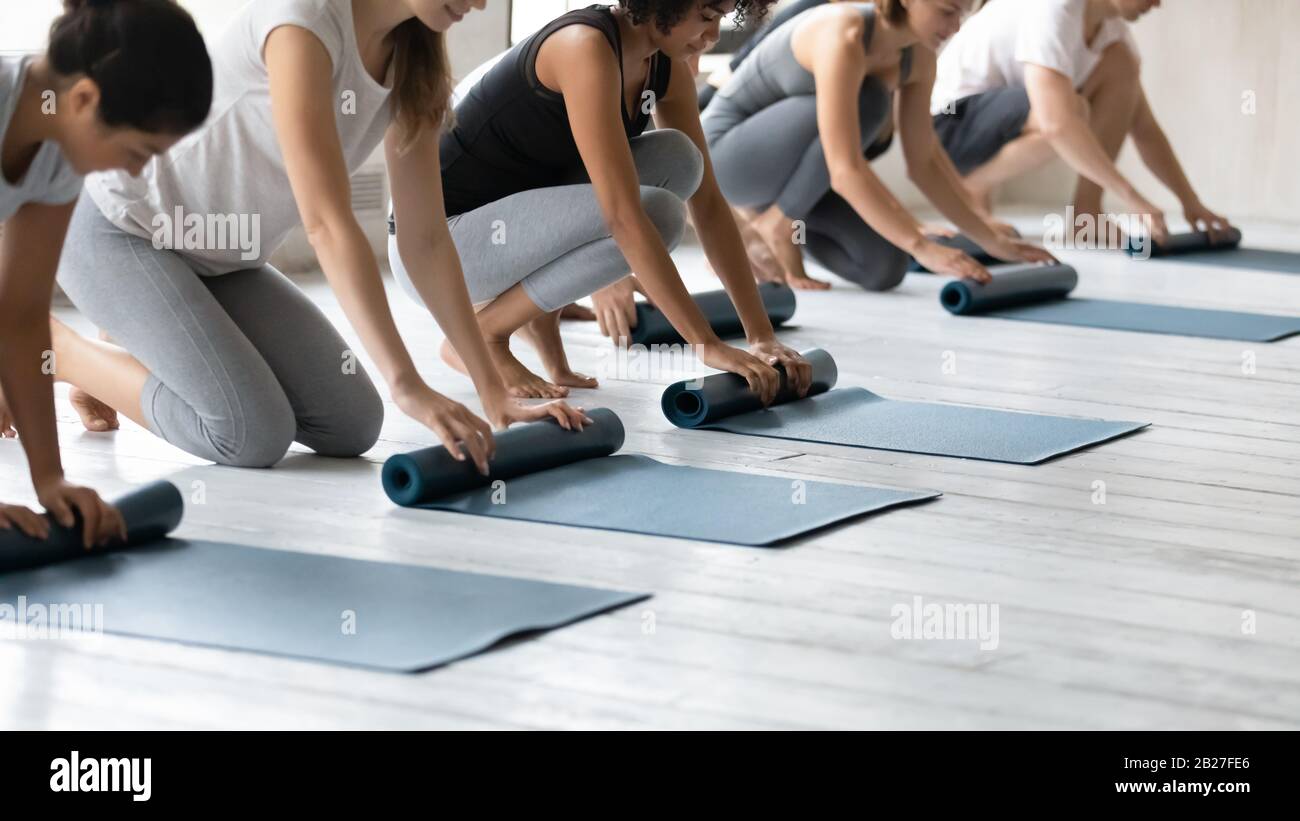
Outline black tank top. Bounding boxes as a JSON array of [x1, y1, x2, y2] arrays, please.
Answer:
[[436, 5, 673, 219]]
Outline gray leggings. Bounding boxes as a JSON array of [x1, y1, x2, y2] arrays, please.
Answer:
[[57, 193, 384, 468], [390, 128, 704, 312], [708, 84, 909, 292]]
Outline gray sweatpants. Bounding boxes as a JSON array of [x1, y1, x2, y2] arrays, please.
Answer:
[[390, 128, 705, 312], [57, 193, 384, 468], [707, 83, 910, 292]]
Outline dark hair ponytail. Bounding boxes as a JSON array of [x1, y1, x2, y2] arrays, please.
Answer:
[[48, 0, 213, 135]]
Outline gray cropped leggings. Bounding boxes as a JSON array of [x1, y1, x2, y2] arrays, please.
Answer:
[[390, 128, 705, 312], [57, 193, 384, 468], [707, 84, 910, 292]]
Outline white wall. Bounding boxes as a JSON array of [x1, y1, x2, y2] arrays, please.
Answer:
[[876, 0, 1300, 225]]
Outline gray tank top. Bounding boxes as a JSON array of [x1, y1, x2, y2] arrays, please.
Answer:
[[703, 2, 913, 143]]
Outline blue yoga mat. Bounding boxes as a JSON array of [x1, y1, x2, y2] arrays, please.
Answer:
[[662, 350, 1147, 464], [941, 263, 1300, 342], [630, 282, 796, 346], [1128, 229, 1300, 273], [0, 482, 646, 672], [383, 409, 938, 546]]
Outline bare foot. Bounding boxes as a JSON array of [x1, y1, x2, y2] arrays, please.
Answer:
[[69, 386, 120, 432], [752, 205, 831, 290], [441, 337, 568, 398], [517, 313, 598, 390], [48, 317, 122, 432], [559, 303, 596, 322], [731, 207, 785, 284]]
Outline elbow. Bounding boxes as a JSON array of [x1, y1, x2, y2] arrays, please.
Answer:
[[1038, 115, 1073, 142], [301, 208, 359, 254], [601, 201, 649, 241], [302, 216, 337, 253], [827, 161, 863, 196]]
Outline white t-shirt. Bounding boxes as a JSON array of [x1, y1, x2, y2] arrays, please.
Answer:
[[87, 0, 393, 275], [0, 55, 83, 222], [931, 0, 1139, 115]]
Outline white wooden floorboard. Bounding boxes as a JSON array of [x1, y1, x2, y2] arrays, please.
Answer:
[[2, 210, 1298, 729]]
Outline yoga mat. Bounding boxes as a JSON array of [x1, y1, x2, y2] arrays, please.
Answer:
[[1129, 228, 1300, 273], [628, 282, 796, 346], [0, 481, 183, 571], [0, 482, 646, 672], [662, 349, 1147, 464], [383, 408, 937, 546], [908, 232, 1015, 273], [940, 263, 1300, 342]]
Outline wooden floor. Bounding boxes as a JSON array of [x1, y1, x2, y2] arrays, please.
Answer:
[[3, 212, 1298, 729]]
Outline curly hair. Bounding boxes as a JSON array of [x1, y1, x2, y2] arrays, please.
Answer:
[[618, 1, 777, 33]]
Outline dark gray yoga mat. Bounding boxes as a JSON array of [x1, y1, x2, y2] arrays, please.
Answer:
[[662, 349, 1147, 464], [0, 482, 646, 672], [1129, 229, 1300, 273], [382, 408, 937, 546], [629, 282, 796, 346], [941, 263, 1300, 342]]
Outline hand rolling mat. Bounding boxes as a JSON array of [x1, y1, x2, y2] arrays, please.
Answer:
[[662, 349, 1147, 464], [0, 482, 646, 672], [908, 231, 1017, 273], [383, 408, 937, 546], [629, 282, 796, 345], [940, 263, 1300, 342], [1128, 229, 1300, 273]]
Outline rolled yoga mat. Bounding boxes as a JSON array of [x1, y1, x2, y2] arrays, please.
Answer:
[[0, 481, 645, 672], [0, 480, 183, 572], [1128, 228, 1300, 273], [908, 231, 1017, 273], [662, 349, 1147, 465], [940, 263, 1300, 342], [383, 407, 937, 546], [628, 282, 796, 346]]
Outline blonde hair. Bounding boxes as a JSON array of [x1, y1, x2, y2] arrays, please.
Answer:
[[389, 19, 453, 153]]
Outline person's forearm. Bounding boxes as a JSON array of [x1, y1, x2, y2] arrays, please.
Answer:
[[830, 157, 928, 253], [609, 211, 719, 345], [399, 235, 509, 403], [0, 315, 64, 485], [1133, 125, 1198, 206], [1045, 114, 1142, 205], [911, 148, 999, 244], [690, 188, 777, 342], [306, 218, 421, 392]]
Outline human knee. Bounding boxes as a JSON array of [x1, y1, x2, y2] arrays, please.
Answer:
[[640, 186, 689, 250], [307, 375, 385, 458], [866, 245, 911, 292], [646, 128, 704, 200], [207, 396, 297, 468]]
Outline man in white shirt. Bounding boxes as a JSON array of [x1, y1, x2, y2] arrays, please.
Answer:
[[931, 0, 1231, 243]]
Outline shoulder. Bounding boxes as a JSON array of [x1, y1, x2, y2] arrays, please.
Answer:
[[252, 0, 344, 68]]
